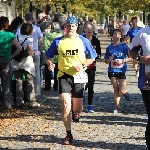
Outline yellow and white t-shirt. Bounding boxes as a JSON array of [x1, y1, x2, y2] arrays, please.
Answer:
[[46, 35, 97, 78]]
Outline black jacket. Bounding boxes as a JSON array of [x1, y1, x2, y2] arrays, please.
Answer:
[[83, 35, 101, 56]]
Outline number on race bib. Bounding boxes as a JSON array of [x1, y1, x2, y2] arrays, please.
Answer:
[[73, 72, 88, 83], [111, 59, 124, 69]]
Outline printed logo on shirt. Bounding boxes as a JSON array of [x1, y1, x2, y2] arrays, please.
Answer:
[[62, 49, 78, 57]]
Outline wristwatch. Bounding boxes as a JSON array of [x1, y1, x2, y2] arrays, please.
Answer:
[[136, 55, 141, 62]]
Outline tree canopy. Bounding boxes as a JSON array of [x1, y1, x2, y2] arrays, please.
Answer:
[[13, 0, 148, 19]]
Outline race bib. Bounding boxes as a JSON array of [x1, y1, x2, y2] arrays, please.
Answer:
[[111, 59, 124, 69], [73, 72, 88, 83]]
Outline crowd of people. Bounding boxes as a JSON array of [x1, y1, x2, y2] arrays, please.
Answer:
[[0, 11, 150, 149], [0, 12, 99, 145]]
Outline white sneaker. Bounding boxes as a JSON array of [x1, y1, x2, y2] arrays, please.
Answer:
[[29, 101, 40, 107], [135, 71, 139, 77]]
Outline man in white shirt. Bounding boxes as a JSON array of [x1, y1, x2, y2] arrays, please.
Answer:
[[137, 16, 145, 28], [16, 12, 43, 96], [129, 24, 150, 149], [121, 20, 130, 40]]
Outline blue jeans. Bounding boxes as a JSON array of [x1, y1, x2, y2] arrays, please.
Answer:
[[33, 55, 41, 96]]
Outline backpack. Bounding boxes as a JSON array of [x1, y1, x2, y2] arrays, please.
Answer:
[[11, 35, 29, 62]]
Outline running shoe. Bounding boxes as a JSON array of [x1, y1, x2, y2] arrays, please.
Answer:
[[72, 111, 80, 122], [62, 134, 73, 145], [124, 92, 130, 101], [135, 71, 139, 77], [25, 101, 40, 107], [87, 105, 94, 113], [30, 101, 41, 107], [113, 107, 119, 114]]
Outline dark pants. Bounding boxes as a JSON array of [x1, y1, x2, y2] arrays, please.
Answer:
[[58, 73, 84, 98], [141, 90, 150, 149], [13, 70, 36, 106], [85, 67, 96, 105], [45, 63, 52, 90], [11, 79, 16, 105], [0, 57, 12, 109], [53, 63, 58, 91], [11, 80, 30, 106]]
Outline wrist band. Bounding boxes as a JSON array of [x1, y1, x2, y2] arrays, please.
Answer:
[[136, 55, 141, 62], [82, 64, 86, 69]]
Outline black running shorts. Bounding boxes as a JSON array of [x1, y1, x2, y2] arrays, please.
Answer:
[[58, 73, 84, 98], [108, 72, 126, 79]]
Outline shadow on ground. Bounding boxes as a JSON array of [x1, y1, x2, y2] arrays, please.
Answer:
[[0, 134, 147, 150]]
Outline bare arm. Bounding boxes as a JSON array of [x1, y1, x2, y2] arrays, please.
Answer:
[[124, 37, 130, 45], [129, 50, 150, 64], [46, 58, 52, 66], [74, 58, 95, 72], [105, 59, 110, 64], [27, 45, 33, 56], [83, 58, 95, 66], [129, 50, 138, 60], [125, 57, 133, 62], [129, 31, 141, 59], [38, 37, 43, 52], [46, 58, 55, 71], [105, 56, 113, 64], [11, 39, 22, 58]]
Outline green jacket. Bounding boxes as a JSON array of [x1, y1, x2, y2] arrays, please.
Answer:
[[43, 31, 62, 63]]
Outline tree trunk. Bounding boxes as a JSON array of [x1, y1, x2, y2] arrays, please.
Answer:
[[118, 11, 122, 19], [29, 1, 32, 12], [143, 11, 145, 24]]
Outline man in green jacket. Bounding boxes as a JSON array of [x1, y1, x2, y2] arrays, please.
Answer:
[[43, 15, 65, 91]]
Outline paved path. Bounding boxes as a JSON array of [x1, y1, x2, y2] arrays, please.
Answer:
[[0, 36, 147, 150]]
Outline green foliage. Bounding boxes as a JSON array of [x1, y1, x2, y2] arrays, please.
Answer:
[[14, 0, 148, 19]]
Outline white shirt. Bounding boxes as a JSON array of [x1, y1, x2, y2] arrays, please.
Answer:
[[130, 26, 150, 90], [130, 27, 150, 72], [137, 21, 145, 28], [17, 34, 33, 49], [12, 34, 35, 76], [16, 24, 43, 55], [121, 24, 130, 35], [130, 27, 150, 55]]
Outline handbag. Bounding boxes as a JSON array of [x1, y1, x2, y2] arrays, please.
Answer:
[[11, 35, 29, 62]]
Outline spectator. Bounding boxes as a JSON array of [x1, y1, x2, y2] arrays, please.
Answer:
[[12, 23, 40, 107], [16, 12, 43, 97], [43, 14, 63, 91], [9, 16, 24, 33], [77, 21, 85, 35], [9, 16, 24, 106], [121, 20, 130, 41], [137, 16, 145, 28], [92, 20, 98, 38], [0, 16, 22, 109], [37, 13, 47, 24], [108, 21, 114, 38]]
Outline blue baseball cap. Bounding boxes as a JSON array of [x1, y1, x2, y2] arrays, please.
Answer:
[[66, 16, 78, 27]]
